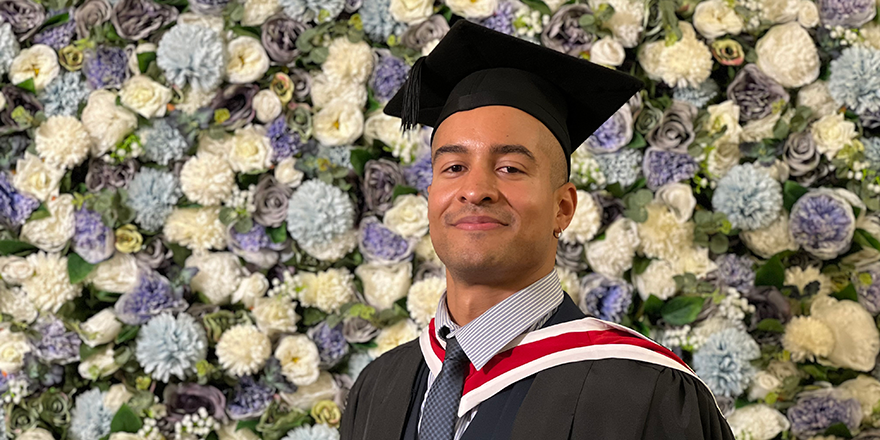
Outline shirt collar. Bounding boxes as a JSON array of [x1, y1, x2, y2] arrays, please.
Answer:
[[433, 268, 565, 370]]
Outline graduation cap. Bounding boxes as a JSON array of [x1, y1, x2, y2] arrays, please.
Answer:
[[383, 19, 644, 178]]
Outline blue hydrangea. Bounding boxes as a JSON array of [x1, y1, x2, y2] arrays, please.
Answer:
[[0, 22, 20, 76], [157, 24, 225, 92], [267, 116, 305, 162], [711, 163, 783, 231], [116, 270, 188, 325], [864, 136, 880, 168], [360, 0, 406, 43], [358, 216, 414, 263], [32, 10, 76, 49], [231, 223, 272, 252], [370, 54, 409, 103], [595, 148, 643, 188], [403, 152, 432, 193], [227, 376, 274, 420], [346, 352, 372, 381], [31, 316, 82, 364], [713, 253, 755, 293], [139, 118, 190, 165], [135, 312, 207, 383], [127, 167, 182, 232], [0, 171, 40, 227], [673, 80, 720, 109], [787, 389, 862, 438], [73, 208, 115, 264], [39, 72, 90, 117], [287, 179, 355, 249], [692, 328, 760, 398], [83, 45, 128, 90], [281, 423, 340, 440], [853, 262, 880, 315], [476, 0, 516, 35], [642, 148, 699, 190], [578, 274, 633, 324], [308, 321, 349, 368], [69, 388, 114, 440], [279, 0, 345, 22], [789, 190, 856, 259], [828, 46, 880, 116]]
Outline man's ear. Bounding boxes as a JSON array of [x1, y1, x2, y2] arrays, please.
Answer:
[[555, 182, 578, 230]]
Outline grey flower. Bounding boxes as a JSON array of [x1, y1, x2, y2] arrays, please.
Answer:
[[541, 4, 595, 56], [646, 100, 698, 152], [135, 235, 172, 269], [783, 130, 820, 176], [726, 64, 790, 122], [288, 68, 312, 101], [744, 286, 791, 330], [414, 261, 445, 282], [592, 190, 625, 229], [163, 383, 228, 424], [85, 158, 138, 191], [0, 0, 45, 41], [111, 0, 178, 41], [253, 174, 293, 228], [362, 158, 405, 216], [74, 0, 111, 39], [1, 85, 42, 133], [634, 102, 663, 135], [400, 14, 448, 50], [211, 84, 258, 130], [856, 429, 880, 440], [342, 317, 380, 343], [261, 14, 309, 65], [556, 240, 588, 272]]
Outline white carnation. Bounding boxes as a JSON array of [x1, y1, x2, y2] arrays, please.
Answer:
[[693, 0, 743, 39], [740, 210, 799, 258], [633, 259, 680, 301], [20, 193, 75, 253], [300, 228, 359, 262], [163, 206, 229, 253], [119, 75, 172, 119], [389, 0, 433, 24], [22, 251, 81, 313], [0, 255, 33, 285], [0, 329, 31, 373], [227, 125, 272, 173], [756, 22, 820, 88], [293, 267, 355, 314], [280, 371, 339, 411], [637, 202, 694, 261], [383, 194, 429, 238], [252, 295, 300, 339], [355, 262, 413, 310], [226, 37, 270, 84], [589, 37, 625, 67], [726, 404, 790, 440], [241, 0, 280, 25], [186, 252, 244, 305], [10, 44, 59, 91], [275, 334, 320, 386], [217, 324, 272, 376], [231, 272, 269, 308], [556, 266, 582, 305], [407, 276, 446, 328], [322, 37, 374, 85], [589, 0, 644, 47], [445, 0, 497, 18], [637, 22, 712, 88], [180, 152, 236, 206], [0, 285, 38, 324], [34, 116, 92, 169], [586, 217, 640, 278], [313, 100, 364, 146], [811, 112, 857, 159], [79, 308, 123, 347], [253, 89, 282, 123], [369, 318, 419, 358], [560, 190, 601, 244], [670, 247, 717, 279], [81, 90, 138, 156], [310, 71, 368, 108], [86, 252, 140, 294], [11, 152, 65, 201]]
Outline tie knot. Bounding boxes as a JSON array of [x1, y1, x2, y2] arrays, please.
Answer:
[[443, 335, 468, 366]]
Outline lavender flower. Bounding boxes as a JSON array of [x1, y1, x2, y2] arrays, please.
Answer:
[[307, 321, 349, 368], [692, 328, 760, 397], [30, 316, 81, 365], [83, 45, 128, 89], [787, 388, 862, 438], [74, 0, 111, 39], [726, 64, 790, 122], [253, 174, 293, 228], [578, 274, 633, 323], [595, 148, 642, 188], [584, 104, 633, 154], [32, 9, 76, 49], [476, 0, 516, 35], [0, 0, 45, 40], [711, 163, 783, 231], [712, 253, 755, 293], [360, 0, 405, 43], [157, 23, 225, 92], [226, 376, 274, 420], [358, 216, 415, 264], [542, 4, 595, 56], [790, 189, 857, 259], [211, 84, 259, 129], [400, 15, 448, 51], [73, 208, 115, 264], [267, 116, 305, 162], [854, 262, 880, 315], [827, 46, 880, 116], [403, 152, 432, 193], [163, 383, 227, 424], [127, 168, 181, 232], [369, 52, 409, 103], [261, 14, 309, 65], [819, 0, 875, 27], [0, 171, 39, 227], [39, 72, 90, 117], [362, 159, 405, 216], [115, 270, 188, 325], [642, 147, 699, 190], [230, 224, 273, 252]]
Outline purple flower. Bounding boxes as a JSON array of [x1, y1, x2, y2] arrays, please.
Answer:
[[32, 10, 76, 50], [541, 4, 596, 56], [403, 152, 432, 193], [267, 116, 304, 162], [230, 224, 273, 253], [789, 189, 856, 259], [642, 147, 699, 190], [369, 52, 409, 103], [788, 388, 862, 438], [83, 45, 128, 90], [475, 0, 516, 35], [712, 253, 755, 293], [163, 383, 228, 424], [362, 159, 405, 216], [261, 14, 308, 65], [727, 64, 790, 123], [0, 171, 39, 227], [226, 376, 274, 420], [358, 216, 415, 264], [110, 0, 178, 41], [578, 273, 633, 323], [73, 208, 115, 264], [307, 321, 349, 368], [584, 104, 633, 153], [115, 270, 188, 325], [30, 316, 81, 365], [0, 0, 45, 40], [854, 262, 880, 315], [211, 84, 258, 130], [819, 0, 876, 27]]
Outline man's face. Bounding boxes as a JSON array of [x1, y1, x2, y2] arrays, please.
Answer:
[[427, 105, 573, 283]]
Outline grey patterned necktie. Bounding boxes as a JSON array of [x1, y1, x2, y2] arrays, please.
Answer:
[[420, 332, 469, 440]]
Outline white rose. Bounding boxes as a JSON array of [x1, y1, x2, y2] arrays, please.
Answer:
[[811, 295, 880, 372], [80, 308, 124, 347], [560, 190, 602, 244], [119, 75, 172, 119], [0, 285, 38, 324], [227, 125, 272, 173], [275, 334, 320, 386], [811, 112, 857, 159], [217, 422, 260, 440], [798, 80, 839, 120], [705, 100, 743, 145], [363, 112, 423, 164], [693, 0, 743, 39], [252, 295, 300, 338], [16, 428, 55, 440], [637, 22, 712, 88], [707, 140, 741, 178], [78, 344, 120, 380], [275, 157, 305, 188], [589, 0, 645, 48], [0, 329, 31, 373], [756, 22, 820, 88], [163, 206, 228, 252], [313, 100, 364, 146], [86, 252, 141, 294], [81, 90, 139, 156], [186, 252, 244, 305], [0, 255, 33, 284], [589, 37, 626, 67], [369, 318, 419, 358], [384, 194, 429, 238], [10, 45, 59, 91], [445, 0, 498, 19], [840, 375, 880, 425], [12, 152, 65, 201], [758, 0, 800, 24], [126, 42, 157, 75], [20, 193, 75, 253], [726, 404, 790, 440], [35, 115, 92, 169], [654, 183, 696, 224], [415, 234, 442, 266], [355, 262, 412, 310], [280, 371, 339, 410], [231, 272, 269, 308], [742, 112, 784, 143], [586, 218, 640, 278], [323, 37, 374, 85], [740, 211, 799, 259], [253, 89, 282, 123], [798, 0, 820, 27], [241, 0, 281, 26], [176, 12, 225, 34], [747, 370, 782, 401], [226, 37, 270, 84], [104, 383, 134, 412], [389, 0, 433, 24], [670, 247, 717, 278], [633, 259, 680, 301], [310, 71, 368, 109]]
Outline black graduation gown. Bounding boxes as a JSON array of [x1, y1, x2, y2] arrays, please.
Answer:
[[340, 294, 736, 440]]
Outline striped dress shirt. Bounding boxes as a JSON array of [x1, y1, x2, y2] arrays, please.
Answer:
[[417, 268, 565, 440]]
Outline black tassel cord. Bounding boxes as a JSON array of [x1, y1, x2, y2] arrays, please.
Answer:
[[400, 56, 426, 133]]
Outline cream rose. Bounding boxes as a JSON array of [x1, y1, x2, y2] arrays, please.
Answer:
[[633, 259, 680, 301], [16, 428, 54, 440], [231, 272, 269, 308], [312, 100, 364, 146], [186, 252, 243, 305], [839, 375, 880, 425], [705, 100, 743, 145], [798, 0, 820, 27], [797, 80, 839, 119], [0, 329, 31, 373], [407, 276, 446, 328], [104, 383, 134, 412], [119, 75, 172, 119], [280, 371, 339, 411], [275, 334, 321, 386], [0, 285, 38, 325], [310, 72, 368, 108], [693, 0, 743, 39], [253, 89, 282, 123], [811, 112, 857, 159], [86, 252, 141, 294], [10, 44, 60, 91], [227, 125, 273, 173], [355, 262, 412, 310], [446, 0, 498, 19], [389, 0, 433, 24], [323, 37, 374, 85], [12, 152, 65, 201], [241, 0, 280, 26], [226, 36, 270, 84], [811, 295, 880, 371], [740, 211, 799, 259], [275, 157, 305, 188], [363, 112, 423, 164], [383, 194, 429, 238], [34, 115, 92, 169], [654, 183, 696, 224], [0, 256, 33, 284], [726, 404, 790, 440], [81, 90, 139, 156], [748, 370, 782, 401], [20, 194, 75, 253], [252, 295, 300, 338], [756, 22, 820, 88], [758, 0, 800, 23], [176, 11, 225, 33], [80, 308, 124, 347], [589, 37, 626, 67], [78, 344, 120, 380]]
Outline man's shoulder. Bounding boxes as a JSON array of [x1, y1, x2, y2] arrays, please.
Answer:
[[358, 338, 423, 380]]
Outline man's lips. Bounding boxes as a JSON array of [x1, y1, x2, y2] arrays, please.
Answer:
[[452, 216, 506, 230]]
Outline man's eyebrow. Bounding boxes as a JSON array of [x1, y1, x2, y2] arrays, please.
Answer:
[[432, 144, 537, 163]]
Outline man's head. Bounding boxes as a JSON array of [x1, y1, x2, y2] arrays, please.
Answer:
[[426, 105, 577, 285]]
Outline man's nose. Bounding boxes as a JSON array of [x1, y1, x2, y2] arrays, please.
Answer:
[[458, 165, 498, 204]]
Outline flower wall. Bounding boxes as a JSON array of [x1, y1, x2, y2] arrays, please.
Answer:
[[1, 0, 880, 439]]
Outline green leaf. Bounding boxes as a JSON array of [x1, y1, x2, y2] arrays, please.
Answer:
[[115, 325, 140, 344], [137, 52, 157, 74], [521, 0, 552, 15], [626, 131, 647, 149], [660, 296, 705, 326], [832, 283, 859, 302], [350, 148, 376, 176], [268, 223, 287, 244], [310, 46, 329, 64], [709, 234, 729, 254], [824, 422, 854, 439], [167, 241, 192, 267], [231, 25, 261, 40], [392, 185, 419, 200], [579, 14, 596, 27], [302, 308, 328, 326], [772, 117, 789, 139], [783, 180, 809, 212], [219, 206, 238, 225], [632, 256, 652, 275], [855, 229, 880, 252], [110, 404, 143, 433], [236, 419, 260, 433], [801, 364, 828, 381], [756, 318, 785, 333], [79, 342, 107, 361], [39, 12, 69, 31], [68, 252, 97, 284], [754, 255, 785, 289], [15, 78, 36, 94], [642, 294, 664, 318], [27, 203, 51, 221]]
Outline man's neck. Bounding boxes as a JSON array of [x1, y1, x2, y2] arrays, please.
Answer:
[[444, 263, 555, 326]]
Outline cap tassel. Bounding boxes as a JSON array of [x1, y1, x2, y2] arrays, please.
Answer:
[[400, 56, 426, 132]]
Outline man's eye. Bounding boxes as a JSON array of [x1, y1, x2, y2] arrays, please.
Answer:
[[444, 165, 464, 173], [501, 166, 521, 173]]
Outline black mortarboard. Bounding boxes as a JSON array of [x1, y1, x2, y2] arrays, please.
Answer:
[[383, 19, 644, 178]]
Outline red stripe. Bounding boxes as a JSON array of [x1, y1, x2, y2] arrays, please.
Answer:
[[426, 319, 691, 396]]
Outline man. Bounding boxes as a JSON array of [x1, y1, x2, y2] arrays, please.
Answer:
[[341, 19, 735, 440]]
